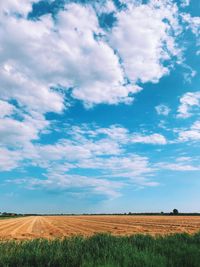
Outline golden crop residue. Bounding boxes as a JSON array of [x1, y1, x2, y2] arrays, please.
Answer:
[[0, 215, 199, 240]]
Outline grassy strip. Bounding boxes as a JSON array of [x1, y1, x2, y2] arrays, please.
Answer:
[[0, 233, 199, 267]]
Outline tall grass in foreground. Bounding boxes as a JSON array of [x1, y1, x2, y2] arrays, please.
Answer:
[[0, 233, 199, 267]]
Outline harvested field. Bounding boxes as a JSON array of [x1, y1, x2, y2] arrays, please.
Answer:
[[0, 215, 200, 240]]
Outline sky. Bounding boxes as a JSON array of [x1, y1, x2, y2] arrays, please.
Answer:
[[0, 0, 200, 214]]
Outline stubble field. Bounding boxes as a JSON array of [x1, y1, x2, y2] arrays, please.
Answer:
[[0, 215, 200, 240]]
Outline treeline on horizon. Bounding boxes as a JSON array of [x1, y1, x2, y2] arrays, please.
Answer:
[[1, 211, 200, 217]]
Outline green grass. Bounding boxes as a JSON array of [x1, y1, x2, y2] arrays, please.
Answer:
[[0, 233, 199, 267]]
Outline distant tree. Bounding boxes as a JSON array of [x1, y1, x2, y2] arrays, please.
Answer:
[[173, 209, 179, 215], [161, 211, 164, 215]]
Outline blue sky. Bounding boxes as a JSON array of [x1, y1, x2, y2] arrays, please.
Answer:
[[0, 0, 200, 214]]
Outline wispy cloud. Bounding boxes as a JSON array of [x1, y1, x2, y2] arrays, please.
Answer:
[[155, 104, 171, 116], [130, 133, 167, 145], [4, 123, 166, 198]]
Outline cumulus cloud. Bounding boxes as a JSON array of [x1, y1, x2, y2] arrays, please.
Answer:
[[0, 0, 182, 112], [0, 113, 49, 147], [109, 0, 181, 84], [0, 0, 37, 16], [0, 3, 132, 109], [177, 92, 200, 118], [0, 17, 64, 114], [33, 137, 122, 165], [178, 120, 200, 141]]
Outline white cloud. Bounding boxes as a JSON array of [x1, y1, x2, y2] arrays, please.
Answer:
[[8, 148, 157, 198], [0, 0, 182, 112], [183, 68, 197, 83], [95, 0, 116, 14], [31, 138, 122, 167], [24, 152, 157, 198], [179, 130, 200, 141], [175, 156, 192, 162], [0, 113, 49, 147], [155, 104, 171, 116], [0, 0, 38, 16], [182, 13, 200, 36], [0, 19, 64, 114], [0, 3, 134, 109], [181, 12, 200, 58], [10, 174, 124, 199], [0, 122, 167, 173], [158, 162, 200, 171], [82, 125, 129, 143], [4, 123, 162, 197], [109, 1, 181, 84], [77, 154, 154, 177], [178, 120, 200, 141], [177, 92, 200, 118], [131, 133, 167, 145], [66, 124, 167, 145], [192, 121, 200, 130], [180, 0, 190, 8], [5, 120, 200, 197], [0, 100, 14, 118], [0, 148, 21, 171], [57, 4, 137, 106]]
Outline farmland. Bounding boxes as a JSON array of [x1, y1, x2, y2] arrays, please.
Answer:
[[0, 215, 200, 240], [0, 216, 199, 266]]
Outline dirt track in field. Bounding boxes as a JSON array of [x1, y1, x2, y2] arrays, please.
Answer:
[[0, 215, 200, 240]]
